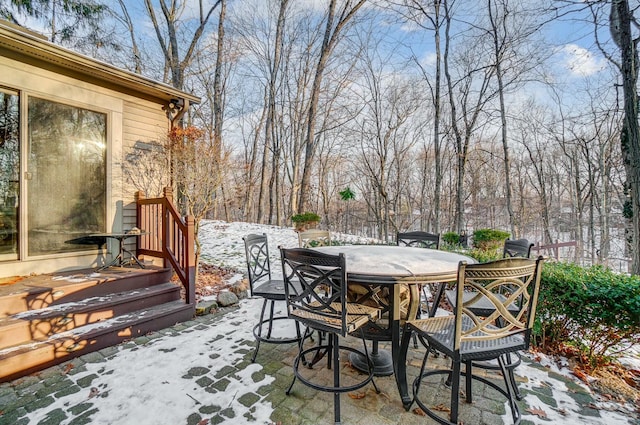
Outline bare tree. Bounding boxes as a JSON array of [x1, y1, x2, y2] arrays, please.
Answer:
[[608, 0, 640, 273], [297, 0, 367, 214], [397, 0, 447, 233], [143, 0, 222, 90]]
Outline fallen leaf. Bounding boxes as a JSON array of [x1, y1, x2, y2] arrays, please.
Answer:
[[88, 387, 99, 399], [412, 407, 426, 416], [348, 392, 366, 399], [433, 403, 451, 413], [525, 406, 547, 418], [573, 367, 589, 384], [197, 420, 209, 425], [63, 364, 74, 374]]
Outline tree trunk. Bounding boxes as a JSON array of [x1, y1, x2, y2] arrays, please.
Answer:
[[610, 0, 640, 274]]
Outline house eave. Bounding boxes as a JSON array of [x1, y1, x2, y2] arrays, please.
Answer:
[[0, 20, 200, 105]]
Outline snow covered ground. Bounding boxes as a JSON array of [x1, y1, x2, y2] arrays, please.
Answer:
[[21, 220, 638, 425]]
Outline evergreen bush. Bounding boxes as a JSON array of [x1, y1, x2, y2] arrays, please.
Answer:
[[535, 261, 640, 367]]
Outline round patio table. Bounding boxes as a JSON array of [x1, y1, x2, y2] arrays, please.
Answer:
[[312, 245, 475, 402]]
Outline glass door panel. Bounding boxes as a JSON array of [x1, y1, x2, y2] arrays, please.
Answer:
[[0, 89, 19, 260], [27, 97, 106, 256]]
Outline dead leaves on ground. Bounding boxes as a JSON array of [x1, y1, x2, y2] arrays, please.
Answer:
[[526, 406, 548, 418], [573, 367, 590, 384], [412, 404, 451, 416]]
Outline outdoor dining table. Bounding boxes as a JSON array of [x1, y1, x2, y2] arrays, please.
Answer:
[[311, 245, 475, 404]]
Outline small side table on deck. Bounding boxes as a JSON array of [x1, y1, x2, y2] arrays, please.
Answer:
[[91, 231, 147, 271]]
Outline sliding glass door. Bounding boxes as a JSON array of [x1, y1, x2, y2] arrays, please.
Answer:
[[27, 97, 107, 256], [0, 89, 19, 260]]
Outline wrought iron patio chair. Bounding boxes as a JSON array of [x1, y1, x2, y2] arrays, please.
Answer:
[[400, 256, 544, 425], [242, 233, 303, 363], [503, 238, 534, 258], [444, 237, 536, 398], [280, 247, 381, 425], [397, 231, 442, 317], [297, 229, 331, 248]]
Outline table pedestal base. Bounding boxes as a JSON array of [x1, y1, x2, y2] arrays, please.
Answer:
[[349, 346, 394, 377]]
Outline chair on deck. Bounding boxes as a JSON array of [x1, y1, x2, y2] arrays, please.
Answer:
[[280, 247, 381, 425], [401, 257, 544, 425], [298, 229, 331, 248], [396, 231, 440, 250], [443, 237, 536, 398], [242, 233, 303, 363], [396, 231, 441, 317], [503, 238, 534, 258]]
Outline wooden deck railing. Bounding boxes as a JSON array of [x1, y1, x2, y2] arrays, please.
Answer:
[[136, 188, 196, 305], [531, 240, 577, 260]]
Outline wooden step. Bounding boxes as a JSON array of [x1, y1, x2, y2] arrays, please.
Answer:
[[0, 300, 194, 383], [0, 282, 182, 349], [0, 267, 174, 318]]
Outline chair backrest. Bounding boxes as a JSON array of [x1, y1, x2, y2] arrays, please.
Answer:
[[298, 229, 331, 248], [396, 231, 440, 249], [452, 256, 544, 352], [503, 238, 534, 258], [280, 247, 349, 336], [242, 233, 272, 293]]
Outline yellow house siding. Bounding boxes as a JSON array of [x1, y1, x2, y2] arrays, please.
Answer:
[[121, 99, 170, 253]]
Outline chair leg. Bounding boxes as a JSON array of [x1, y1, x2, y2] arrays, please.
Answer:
[[251, 298, 269, 363], [413, 340, 432, 398], [332, 333, 341, 425], [450, 360, 461, 424], [499, 355, 521, 424], [265, 300, 276, 339], [505, 353, 523, 400], [327, 333, 334, 370], [360, 331, 380, 394], [465, 361, 473, 403], [286, 326, 309, 396]]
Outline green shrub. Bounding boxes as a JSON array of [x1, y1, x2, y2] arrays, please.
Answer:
[[472, 228, 510, 251], [442, 231, 462, 246], [291, 212, 321, 223], [535, 261, 640, 367], [462, 248, 502, 263]]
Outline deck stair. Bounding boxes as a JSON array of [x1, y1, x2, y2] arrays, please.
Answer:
[[0, 267, 194, 383]]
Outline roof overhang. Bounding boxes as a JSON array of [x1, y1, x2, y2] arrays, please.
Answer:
[[0, 20, 200, 105]]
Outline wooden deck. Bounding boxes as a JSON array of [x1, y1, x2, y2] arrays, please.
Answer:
[[0, 267, 195, 382]]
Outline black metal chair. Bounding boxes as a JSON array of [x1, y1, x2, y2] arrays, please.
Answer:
[[400, 256, 545, 425], [503, 238, 534, 258], [396, 231, 440, 250], [397, 231, 441, 317], [242, 233, 303, 363], [280, 247, 381, 425]]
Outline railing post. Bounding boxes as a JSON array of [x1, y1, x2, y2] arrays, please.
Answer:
[[185, 215, 196, 305], [162, 198, 170, 269], [163, 186, 173, 204]]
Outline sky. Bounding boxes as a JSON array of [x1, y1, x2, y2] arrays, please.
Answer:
[[21, 220, 639, 425]]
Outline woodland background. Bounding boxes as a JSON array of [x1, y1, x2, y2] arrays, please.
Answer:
[[2, 0, 639, 272]]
